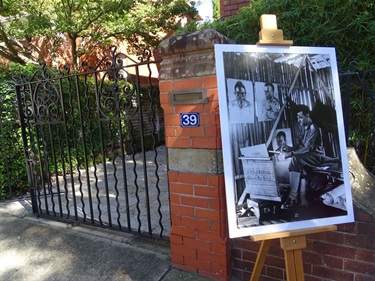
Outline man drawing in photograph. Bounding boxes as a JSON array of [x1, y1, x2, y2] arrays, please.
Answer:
[[282, 104, 343, 211], [282, 105, 321, 208]]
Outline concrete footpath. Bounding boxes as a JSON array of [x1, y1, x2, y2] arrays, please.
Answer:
[[0, 199, 213, 281]]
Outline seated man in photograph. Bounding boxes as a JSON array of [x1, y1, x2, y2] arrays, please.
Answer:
[[282, 104, 323, 208]]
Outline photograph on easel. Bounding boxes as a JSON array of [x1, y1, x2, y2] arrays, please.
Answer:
[[215, 44, 354, 238]]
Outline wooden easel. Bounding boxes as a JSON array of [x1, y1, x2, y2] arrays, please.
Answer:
[[249, 15, 337, 281], [249, 225, 337, 281]]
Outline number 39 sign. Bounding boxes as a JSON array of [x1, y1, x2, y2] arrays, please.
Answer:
[[180, 112, 200, 127]]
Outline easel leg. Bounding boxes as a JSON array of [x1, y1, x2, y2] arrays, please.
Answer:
[[280, 235, 306, 281], [250, 240, 271, 281]]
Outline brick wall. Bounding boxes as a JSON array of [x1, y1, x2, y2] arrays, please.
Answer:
[[220, 0, 250, 18], [232, 205, 375, 281]]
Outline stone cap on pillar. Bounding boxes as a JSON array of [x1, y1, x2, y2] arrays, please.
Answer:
[[157, 29, 234, 80], [158, 29, 234, 57]]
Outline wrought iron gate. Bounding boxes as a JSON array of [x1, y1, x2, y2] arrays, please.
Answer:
[[14, 46, 170, 239]]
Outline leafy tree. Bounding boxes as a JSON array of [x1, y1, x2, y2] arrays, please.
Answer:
[[0, 0, 197, 68]]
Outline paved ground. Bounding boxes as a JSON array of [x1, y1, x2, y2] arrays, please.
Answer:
[[37, 145, 171, 238], [0, 199, 214, 281]]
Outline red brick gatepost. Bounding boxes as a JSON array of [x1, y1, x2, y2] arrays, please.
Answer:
[[157, 30, 234, 280]]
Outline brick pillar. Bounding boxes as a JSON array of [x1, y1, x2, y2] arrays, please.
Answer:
[[157, 30, 234, 281]]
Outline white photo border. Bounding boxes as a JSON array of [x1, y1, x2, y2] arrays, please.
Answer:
[[215, 44, 354, 238]]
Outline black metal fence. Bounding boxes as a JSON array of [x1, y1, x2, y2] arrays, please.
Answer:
[[339, 66, 375, 174], [3, 46, 170, 239]]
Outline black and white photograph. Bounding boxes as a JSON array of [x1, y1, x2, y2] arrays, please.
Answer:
[[215, 44, 354, 238]]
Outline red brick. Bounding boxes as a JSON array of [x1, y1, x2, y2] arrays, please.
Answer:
[[322, 254, 343, 269], [209, 198, 221, 210], [267, 242, 284, 257], [168, 171, 179, 183], [170, 182, 193, 195], [159, 80, 173, 92], [304, 275, 321, 281], [184, 256, 212, 272], [159, 92, 170, 105], [173, 263, 198, 274], [355, 248, 375, 262], [175, 126, 205, 137], [313, 241, 355, 259], [171, 253, 183, 265], [196, 208, 221, 220], [163, 114, 180, 126], [205, 125, 219, 137], [164, 126, 176, 137], [170, 204, 194, 217], [194, 185, 220, 198], [302, 251, 323, 265], [171, 225, 196, 238], [169, 193, 180, 204], [171, 214, 181, 226], [206, 88, 219, 102], [357, 221, 375, 236], [181, 217, 210, 230], [265, 265, 285, 280], [203, 76, 217, 88], [184, 236, 211, 251], [160, 103, 174, 115], [344, 259, 375, 276], [233, 257, 255, 273], [210, 221, 221, 232], [175, 103, 204, 113], [211, 264, 231, 278], [233, 238, 261, 252], [208, 174, 225, 187], [212, 242, 228, 255], [166, 136, 190, 148], [171, 243, 197, 258], [355, 274, 375, 281], [179, 173, 207, 185], [337, 222, 357, 234], [242, 249, 258, 262], [259, 275, 282, 281], [355, 208, 375, 223], [312, 265, 354, 280], [198, 250, 228, 266], [174, 78, 203, 91], [205, 98, 219, 114], [170, 233, 183, 245], [197, 229, 225, 243], [200, 112, 218, 125], [192, 137, 218, 149], [345, 234, 375, 250], [303, 262, 312, 275], [310, 230, 346, 245], [199, 270, 228, 281], [264, 255, 286, 268], [181, 196, 209, 208]]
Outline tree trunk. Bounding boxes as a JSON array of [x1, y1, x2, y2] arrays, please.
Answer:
[[68, 33, 78, 70]]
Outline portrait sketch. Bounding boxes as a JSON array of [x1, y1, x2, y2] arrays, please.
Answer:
[[227, 78, 255, 123], [215, 44, 354, 238]]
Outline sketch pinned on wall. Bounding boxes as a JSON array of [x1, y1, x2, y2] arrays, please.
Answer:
[[215, 44, 354, 238], [255, 82, 280, 122], [227, 78, 255, 124]]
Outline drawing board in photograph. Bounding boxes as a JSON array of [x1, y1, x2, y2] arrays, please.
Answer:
[[215, 44, 354, 238]]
